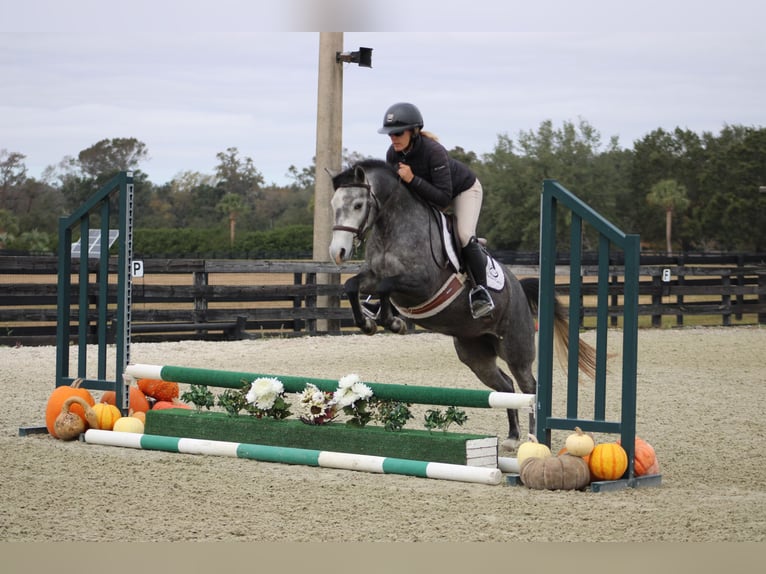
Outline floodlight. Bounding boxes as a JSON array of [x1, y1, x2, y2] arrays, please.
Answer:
[[336, 47, 373, 68]]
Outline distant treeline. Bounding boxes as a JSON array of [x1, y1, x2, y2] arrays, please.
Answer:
[[2, 119, 765, 254]]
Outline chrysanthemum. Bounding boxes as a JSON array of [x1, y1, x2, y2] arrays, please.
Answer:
[[245, 377, 283, 410], [333, 375, 372, 408]]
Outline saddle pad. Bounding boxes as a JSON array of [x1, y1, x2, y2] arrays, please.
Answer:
[[486, 256, 505, 292], [438, 211, 505, 292]]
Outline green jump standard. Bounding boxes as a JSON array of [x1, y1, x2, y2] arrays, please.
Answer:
[[144, 409, 498, 467]]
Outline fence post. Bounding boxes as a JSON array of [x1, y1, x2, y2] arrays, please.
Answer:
[[193, 270, 208, 327], [721, 273, 731, 326], [651, 274, 662, 327]]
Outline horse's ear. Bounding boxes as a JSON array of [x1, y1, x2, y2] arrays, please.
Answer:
[[353, 165, 366, 183]]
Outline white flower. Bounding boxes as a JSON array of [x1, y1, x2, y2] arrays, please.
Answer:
[[337, 373, 361, 389], [333, 374, 372, 408], [246, 377, 284, 410]]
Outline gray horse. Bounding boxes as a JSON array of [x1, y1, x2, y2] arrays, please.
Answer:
[[329, 159, 596, 448]]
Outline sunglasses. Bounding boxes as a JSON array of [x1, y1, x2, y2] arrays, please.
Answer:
[[389, 130, 406, 137]]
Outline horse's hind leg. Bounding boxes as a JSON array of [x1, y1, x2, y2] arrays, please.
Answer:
[[453, 336, 522, 446], [497, 322, 539, 448]]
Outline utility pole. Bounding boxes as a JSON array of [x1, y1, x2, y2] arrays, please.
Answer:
[[313, 33, 344, 333]]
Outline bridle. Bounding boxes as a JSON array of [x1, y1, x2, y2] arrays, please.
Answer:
[[331, 180, 381, 241], [331, 172, 444, 268]]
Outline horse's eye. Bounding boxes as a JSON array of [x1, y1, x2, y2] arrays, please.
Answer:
[[353, 201, 364, 211]]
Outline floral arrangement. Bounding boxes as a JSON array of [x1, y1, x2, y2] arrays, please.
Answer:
[[179, 373, 418, 431], [297, 383, 338, 425], [244, 377, 291, 419], [332, 373, 374, 427]]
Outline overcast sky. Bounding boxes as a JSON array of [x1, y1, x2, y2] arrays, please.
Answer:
[[2, 0, 764, 186]]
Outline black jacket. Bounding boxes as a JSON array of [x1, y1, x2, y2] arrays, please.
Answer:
[[385, 135, 477, 209]]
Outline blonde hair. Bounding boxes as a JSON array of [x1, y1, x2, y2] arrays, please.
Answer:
[[419, 129, 439, 142]]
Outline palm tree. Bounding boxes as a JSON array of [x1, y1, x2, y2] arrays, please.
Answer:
[[647, 179, 690, 254], [216, 193, 246, 248]]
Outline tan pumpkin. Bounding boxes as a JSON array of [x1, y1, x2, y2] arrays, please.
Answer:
[[520, 454, 591, 490], [92, 403, 122, 430], [54, 396, 99, 441], [45, 379, 96, 438], [564, 426, 595, 457], [589, 442, 628, 480], [557, 447, 591, 468], [516, 434, 552, 468]]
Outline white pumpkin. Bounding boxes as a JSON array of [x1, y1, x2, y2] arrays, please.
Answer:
[[516, 434, 552, 467], [564, 426, 595, 457], [112, 416, 144, 434]]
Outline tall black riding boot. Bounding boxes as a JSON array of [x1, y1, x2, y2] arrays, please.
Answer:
[[461, 237, 495, 318]]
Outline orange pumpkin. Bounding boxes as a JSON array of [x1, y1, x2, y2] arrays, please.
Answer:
[[129, 410, 146, 425], [45, 379, 96, 438], [137, 378, 179, 402], [588, 442, 628, 481], [92, 403, 122, 430], [101, 386, 150, 413], [152, 399, 191, 410], [618, 436, 660, 476]]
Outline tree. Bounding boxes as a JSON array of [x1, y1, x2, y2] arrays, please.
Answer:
[[477, 118, 628, 250], [0, 150, 28, 209], [0, 209, 20, 248], [646, 179, 690, 254], [77, 138, 149, 180], [216, 193, 246, 247], [214, 147, 264, 196]]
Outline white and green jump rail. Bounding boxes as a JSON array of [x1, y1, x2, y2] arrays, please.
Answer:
[[124, 364, 536, 411], [84, 429, 504, 485]]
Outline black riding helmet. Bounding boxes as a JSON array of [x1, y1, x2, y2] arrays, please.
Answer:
[[377, 102, 424, 134]]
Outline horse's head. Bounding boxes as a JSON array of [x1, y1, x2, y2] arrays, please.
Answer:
[[329, 160, 396, 264]]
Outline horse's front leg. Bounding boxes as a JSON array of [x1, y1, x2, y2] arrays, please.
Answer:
[[344, 272, 378, 335], [376, 276, 409, 335]]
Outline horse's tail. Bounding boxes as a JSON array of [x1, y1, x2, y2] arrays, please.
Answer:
[[519, 277, 597, 381]]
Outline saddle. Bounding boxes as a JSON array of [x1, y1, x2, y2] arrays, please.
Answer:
[[391, 210, 505, 320], [435, 210, 504, 291]]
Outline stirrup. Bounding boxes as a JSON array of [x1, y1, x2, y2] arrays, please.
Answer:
[[361, 296, 380, 320], [469, 285, 495, 319]]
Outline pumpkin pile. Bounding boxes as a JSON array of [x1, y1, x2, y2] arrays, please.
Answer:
[[45, 379, 150, 440], [517, 427, 659, 491]]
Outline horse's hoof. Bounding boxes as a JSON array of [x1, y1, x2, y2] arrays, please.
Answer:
[[388, 317, 407, 334], [362, 318, 378, 335], [499, 438, 521, 454]]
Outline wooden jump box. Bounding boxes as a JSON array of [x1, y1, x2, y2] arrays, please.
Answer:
[[144, 409, 498, 467]]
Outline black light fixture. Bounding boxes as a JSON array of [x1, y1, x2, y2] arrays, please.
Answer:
[[336, 47, 373, 68]]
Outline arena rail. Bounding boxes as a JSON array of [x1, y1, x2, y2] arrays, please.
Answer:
[[83, 429, 504, 485], [124, 363, 536, 410]]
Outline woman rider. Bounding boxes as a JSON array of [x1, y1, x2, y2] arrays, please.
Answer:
[[377, 102, 494, 318]]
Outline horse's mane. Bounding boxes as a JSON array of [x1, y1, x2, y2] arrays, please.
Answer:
[[332, 159, 397, 188]]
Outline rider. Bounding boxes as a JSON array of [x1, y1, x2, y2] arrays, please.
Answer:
[[378, 101, 495, 318]]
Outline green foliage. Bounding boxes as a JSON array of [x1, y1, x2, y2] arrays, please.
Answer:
[[217, 388, 249, 417], [373, 399, 413, 432], [423, 406, 469, 432], [132, 225, 313, 257], [180, 384, 216, 412]]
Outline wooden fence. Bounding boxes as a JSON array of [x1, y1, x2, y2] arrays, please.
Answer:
[[1, 253, 764, 346]]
